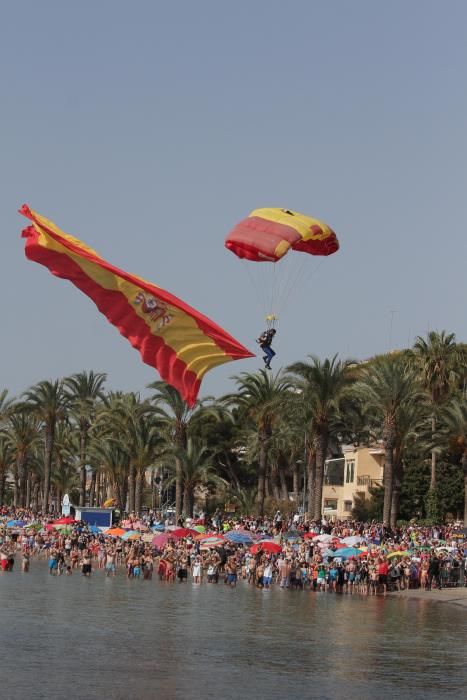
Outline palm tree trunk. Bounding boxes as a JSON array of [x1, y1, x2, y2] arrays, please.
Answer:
[[32, 479, 40, 511], [307, 452, 316, 520], [0, 470, 5, 506], [128, 463, 136, 514], [269, 462, 280, 501], [135, 471, 144, 514], [313, 433, 327, 520], [79, 431, 87, 507], [279, 469, 288, 501], [292, 464, 299, 501], [18, 456, 27, 508], [26, 475, 31, 509], [390, 462, 403, 529], [185, 487, 194, 518], [175, 458, 183, 519], [13, 462, 19, 508], [257, 433, 268, 516], [463, 450, 467, 526], [42, 427, 54, 513], [382, 445, 394, 527], [89, 470, 96, 507], [430, 416, 436, 490]]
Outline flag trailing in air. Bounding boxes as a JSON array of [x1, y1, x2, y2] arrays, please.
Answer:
[[20, 205, 254, 406]]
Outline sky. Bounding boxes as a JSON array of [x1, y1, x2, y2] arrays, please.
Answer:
[[1, 0, 466, 401]]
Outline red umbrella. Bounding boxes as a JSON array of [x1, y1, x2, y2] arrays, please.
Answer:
[[152, 532, 174, 548], [303, 532, 318, 540], [53, 517, 77, 525], [250, 541, 282, 555], [171, 528, 198, 538]]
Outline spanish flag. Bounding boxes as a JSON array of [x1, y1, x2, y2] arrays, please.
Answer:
[[20, 205, 254, 406]]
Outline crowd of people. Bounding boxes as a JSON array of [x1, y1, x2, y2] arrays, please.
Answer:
[[1, 506, 466, 596]]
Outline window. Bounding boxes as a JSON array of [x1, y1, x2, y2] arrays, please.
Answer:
[[344, 500, 352, 512], [324, 499, 338, 511], [345, 460, 355, 484]]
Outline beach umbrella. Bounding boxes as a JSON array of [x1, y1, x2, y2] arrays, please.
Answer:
[[142, 533, 154, 543], [171, 527, 198, 538], [106, 527, 126, 537], [54, 517, 76, 525], [152, 524, 165, 532], [6, 520, 26, 528], [224, 531, 254, 544], [152, 532, 173, 548], [87, 525, 100, 534], [332, 547, 363, 559], [200, 535, 226, 547], [121, 530, 141, 540], [315, 534, 334, 542], [387, 551, 410, 558], [250, 541, 282, 555], [193, 525, 206, 533], [303, 532, 319, 540], [342, 536, 367, 546], [54, 525, 72, 534]]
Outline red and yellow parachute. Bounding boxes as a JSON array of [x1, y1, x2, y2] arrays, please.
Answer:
[[20, 205, 254, 406], [225, 208, 339, 262], [225, 208, 339, 321]]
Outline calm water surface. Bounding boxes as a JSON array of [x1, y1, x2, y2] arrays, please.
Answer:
[[0, 563, 466, 700]]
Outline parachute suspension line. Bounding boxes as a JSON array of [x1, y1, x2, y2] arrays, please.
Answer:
[[276, 257, 326, 318], [268, 260, 278, 322], [240, 259, 269, 320]]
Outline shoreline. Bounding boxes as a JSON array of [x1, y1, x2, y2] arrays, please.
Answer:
[[389, 586, 467, 608]]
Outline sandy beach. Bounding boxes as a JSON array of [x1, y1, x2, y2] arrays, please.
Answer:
[[390, 586, 467, 608]]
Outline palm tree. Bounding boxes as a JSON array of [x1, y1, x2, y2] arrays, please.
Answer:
[[435, 399, 467, 524], [148, 381, 222, 518], [391, 402, 426, 527], [64, 370, 106, 506], [354, 356, 424, 526], [4, 410, 40, 507], [0, 389, 13, 425], [123, 402, 164, 514], [287, 355, 355, 519], [222, 370, 292, 515], [23, 380, 68, 512], [89, 439, 130, 511], [0, 436, 13, 505], [412, 331, 459, 490], [95, 392, 141, 513], [166, 438, 226, 517]]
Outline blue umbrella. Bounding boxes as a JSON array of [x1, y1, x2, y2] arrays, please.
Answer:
[[87, 525, 100, 534], [6, 520, 26, 528], [224, 531, 254, 544], [333, 547, 362, 559], [152, 524, 165, 532]]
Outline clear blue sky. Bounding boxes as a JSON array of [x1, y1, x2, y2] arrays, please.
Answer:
[[1, 0, 466, 400]]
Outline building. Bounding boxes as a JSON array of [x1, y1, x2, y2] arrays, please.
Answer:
[[322, 446, 384, 519]]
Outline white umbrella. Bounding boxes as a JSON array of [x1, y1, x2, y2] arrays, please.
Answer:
[[342, 535, 367, 546]]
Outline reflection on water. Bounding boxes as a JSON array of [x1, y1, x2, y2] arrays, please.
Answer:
[[0, 564, 465, 700]]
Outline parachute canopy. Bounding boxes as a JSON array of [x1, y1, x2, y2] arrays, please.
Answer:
[[20, 205, 254, 407], [225, 208, 339, 262]]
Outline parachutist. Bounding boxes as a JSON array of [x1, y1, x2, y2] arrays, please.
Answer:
[[256, 328, 276, 369]]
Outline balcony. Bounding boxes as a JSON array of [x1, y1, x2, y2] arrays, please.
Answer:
[[357, 475, 383, 487]]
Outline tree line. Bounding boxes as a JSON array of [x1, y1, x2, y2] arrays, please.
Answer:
[[0, 331, 465, 526]]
